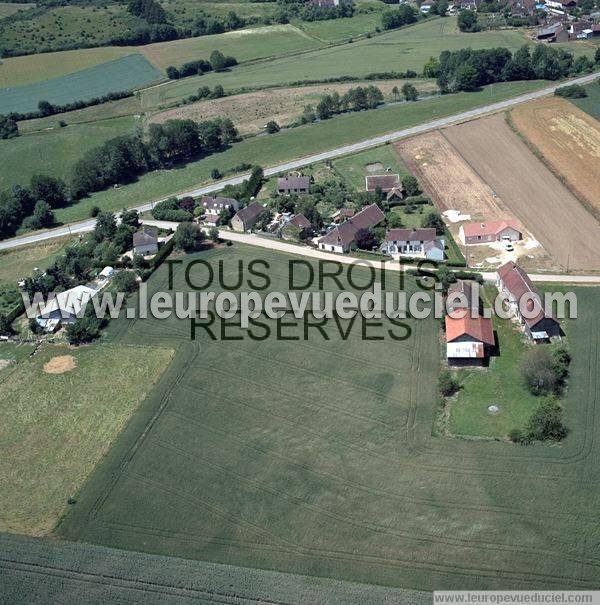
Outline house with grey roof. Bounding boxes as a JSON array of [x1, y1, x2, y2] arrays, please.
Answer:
[[231, 202, 265, 232], [277, 176, 310, 195]]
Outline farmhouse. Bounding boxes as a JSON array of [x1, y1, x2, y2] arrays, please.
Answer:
[[445, 314, 495, 365], [382, 228, 444, 261], [231, 202, 265, 232], [133, 226, 158, 256], [459, 219, 522, 245], [447, 280, 481, 315], [318, 204, 385, 253], [35, 285, 98, 332], [277, 176, 310, 195], [496, 261, 560, 340], [281, 213, 312, 240], [365, 174, 400, 193]]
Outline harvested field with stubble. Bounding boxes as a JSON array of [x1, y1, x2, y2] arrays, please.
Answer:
[[55, 245, 600, 591], [146, 79, 437, 136], [444, 114, 600, 273], [511, 97, 600, 217]]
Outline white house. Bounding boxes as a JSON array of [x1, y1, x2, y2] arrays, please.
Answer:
[[382, 228, 444, 260]]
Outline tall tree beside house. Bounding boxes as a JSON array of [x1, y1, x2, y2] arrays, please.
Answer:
[[94, 212, 117, 242], [355, 228, 379, 250], [402, 175, 421, 197], [174, 222, 206, 252], [422, 211, 445, 235]]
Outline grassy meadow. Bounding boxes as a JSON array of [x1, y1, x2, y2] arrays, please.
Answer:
[[0, 115, 138, 190], [0, 54, 162, 115], [0, 343, 174, 535], [0, 237, 74, 285], [52, 80, 546, 224], [140, 18, 531, 106], [55, 244, 600, 590]]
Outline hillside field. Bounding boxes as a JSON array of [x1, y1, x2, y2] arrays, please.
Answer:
[[0, 343, 174, 535], [0, 54, 162, 115], [571, 81, 600, 120], [0, 115, 138, 190], [139, 18, 532, 107], [56, 244, 600, 590]]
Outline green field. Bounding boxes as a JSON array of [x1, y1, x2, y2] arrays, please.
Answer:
[[139, 24, 324, 73], [0, 46, 136, 88], [0, 533, 430, 604], [140, 18, 531, 106], [294, 11, 382, 42], [53, 80, 545, 224], [571, 80, 600, 120], [0, 115, 138, 190], [55, 245, 600, 590], [0, 237, 74, 285], [0, 54, 162, 115], [448, 286, 545, 438], [0, 342, 174, 535], [0, 2, 32, 18], [332, 145, 410, 190]]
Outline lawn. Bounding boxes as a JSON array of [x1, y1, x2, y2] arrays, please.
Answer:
[[0, 54, 163, 115], [332, 145, 411, 191], [55, 245, 600, 590], [294, 12, 383, 42], [0, 115, 138, 189], [448, 285, 544, 438], [53, 80, 546, 224], [570, 80, 600, 121], [140, 18, 532, 105], [0, 342, 174, 535]]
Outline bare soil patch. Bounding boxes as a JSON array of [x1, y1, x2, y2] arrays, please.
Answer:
[[146, 79, 437, 136], [43, 355, 77, 375], [511, 97, 600, 217], [444, 114, 600, 273]]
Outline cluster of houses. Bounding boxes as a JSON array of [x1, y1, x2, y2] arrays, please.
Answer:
[[537, 15, 600, 40], [445, 261, 560, 366]]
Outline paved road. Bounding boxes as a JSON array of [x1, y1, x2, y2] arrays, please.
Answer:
[[142, 220, 600, 284], [1, 70, 598, 254]]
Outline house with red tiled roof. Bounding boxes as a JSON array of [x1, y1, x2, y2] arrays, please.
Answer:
[[496, 261, 560, 341], [459, 219, 522, 245], [445, 314, 495, 365], [318, 204, 385, 253]]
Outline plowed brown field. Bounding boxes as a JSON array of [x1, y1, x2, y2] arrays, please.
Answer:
[[511, 97, 600, 216], [444, 114, 600, 273]]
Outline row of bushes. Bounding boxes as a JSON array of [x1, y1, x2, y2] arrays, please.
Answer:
[[166, 50, 238, 80]]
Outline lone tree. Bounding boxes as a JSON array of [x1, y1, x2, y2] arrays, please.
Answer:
[[422, 211, 445, 235], [209, 226, 220, 242], [526, 399, 568, 442], [174, 222, 206, 252], [521, 348, 560, 396], [402, 175, 421, 197], [0, 115, 19, 139], [355, 228, 378, 250], [401, 83, 418, 102], [265, 121, 280, 134]]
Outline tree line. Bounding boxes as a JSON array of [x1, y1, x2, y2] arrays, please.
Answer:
[[426, 45, 595, 93], [0, 117, 238, 240], [314, 85, 385, 120], [166, 50, 238, 80]]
